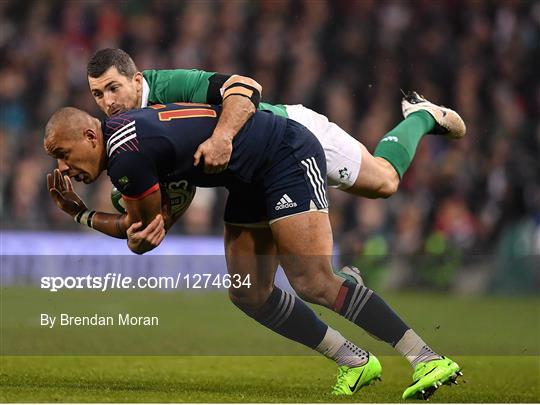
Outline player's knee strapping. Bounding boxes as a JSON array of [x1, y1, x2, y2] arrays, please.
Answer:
[[334, 280, 410, 347]]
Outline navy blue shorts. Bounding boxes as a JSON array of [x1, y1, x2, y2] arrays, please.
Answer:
[[224, 119, 328, 226]]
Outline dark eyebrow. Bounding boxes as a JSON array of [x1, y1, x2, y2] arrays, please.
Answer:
[[91, 81, 119, 94], [104, 81, 120, 90]]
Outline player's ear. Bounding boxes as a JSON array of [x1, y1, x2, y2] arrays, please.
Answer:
[[84, 128, 98, 146], [133, 72, 143, 87]]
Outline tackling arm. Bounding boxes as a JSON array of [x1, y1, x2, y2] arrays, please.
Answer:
[[214, 74, 263, 138], [147, 69, 262, 172], [193, 74, 263, 173]]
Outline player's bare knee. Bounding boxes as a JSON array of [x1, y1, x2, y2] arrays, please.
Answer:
[[378, 175, 399, 198], [289, 276, 331, 307], [228, 289, 258, 314], [377, 159, 400, 198], [228, 286, 270, 316]]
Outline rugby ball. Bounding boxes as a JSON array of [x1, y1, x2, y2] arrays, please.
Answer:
[[111, 187, 127, 214], [110, 181, 196, 222], [162, 179, 196, 220]]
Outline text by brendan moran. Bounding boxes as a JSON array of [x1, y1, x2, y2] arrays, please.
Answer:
[[40, 313, 159, 328]]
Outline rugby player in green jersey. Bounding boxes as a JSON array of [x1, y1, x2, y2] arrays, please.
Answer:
[[87, 49, 465, 194], [79, 48, 464, 399]]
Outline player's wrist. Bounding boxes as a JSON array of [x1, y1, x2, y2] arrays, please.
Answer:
[[212, 129, 234, 142], [74, 209, 96, 228]]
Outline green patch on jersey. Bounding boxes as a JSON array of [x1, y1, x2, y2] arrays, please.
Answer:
[[259, 101, 288, 118]]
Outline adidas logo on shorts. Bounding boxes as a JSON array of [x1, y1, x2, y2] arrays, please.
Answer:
[[275, 194, 298, 210]]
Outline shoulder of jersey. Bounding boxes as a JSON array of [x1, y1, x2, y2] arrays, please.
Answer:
[[104, 116, 140, 158]]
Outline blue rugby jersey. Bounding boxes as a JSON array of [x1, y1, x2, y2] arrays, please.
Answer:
[[103, 103, 287, 199]]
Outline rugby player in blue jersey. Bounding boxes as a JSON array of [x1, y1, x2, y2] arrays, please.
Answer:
[[44, 100, 461, 399], [87, 48, 466, 293]]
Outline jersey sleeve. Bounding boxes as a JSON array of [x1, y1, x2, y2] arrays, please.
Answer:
[[108, 152, 160, 200], [143, 69, 227, 105]]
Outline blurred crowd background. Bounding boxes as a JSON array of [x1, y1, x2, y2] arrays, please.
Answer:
[[1, 0, 538, 293]]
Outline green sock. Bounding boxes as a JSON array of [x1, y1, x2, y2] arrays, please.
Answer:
[[373, 111, 435, 178]]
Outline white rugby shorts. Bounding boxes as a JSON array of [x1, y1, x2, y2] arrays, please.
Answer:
[[285, 104, 362, 189]]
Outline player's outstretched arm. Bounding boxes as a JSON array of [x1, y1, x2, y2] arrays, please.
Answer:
[[193, 74, 262, 173]]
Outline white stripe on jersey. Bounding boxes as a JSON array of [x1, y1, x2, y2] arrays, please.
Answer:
[[301, 159, 324, 208], [301, 158, 327, 208], [307, 157, 328, 207], [108, 134, 137, 156], [106, 121, 136, 155]]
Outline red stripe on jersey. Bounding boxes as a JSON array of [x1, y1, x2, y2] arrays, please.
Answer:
[[148, 104, 166, 110], [122, 183, 160, 201], [174, 102, 211, 107], [158, 108, 217, 121], [106, 117, 133, 132], [127, 139, 137, 151]]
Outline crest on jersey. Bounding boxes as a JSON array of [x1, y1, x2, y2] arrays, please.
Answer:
[[118, 176, 130, 189], [339, 167, 350, 181]]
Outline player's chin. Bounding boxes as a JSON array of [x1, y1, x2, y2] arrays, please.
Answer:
[[110, 107, 127, 116]]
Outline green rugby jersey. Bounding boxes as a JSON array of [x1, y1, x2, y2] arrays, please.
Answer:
[[142, 69, 288, 117]]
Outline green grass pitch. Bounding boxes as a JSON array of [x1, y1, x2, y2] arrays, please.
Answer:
[[1, 289, 539, 402]]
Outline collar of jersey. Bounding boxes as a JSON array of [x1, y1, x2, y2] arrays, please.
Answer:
[[141, 77, 150, 108]]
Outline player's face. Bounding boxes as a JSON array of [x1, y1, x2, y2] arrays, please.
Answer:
[[44, 131, 103, 184], [88, 67, 143, 117]]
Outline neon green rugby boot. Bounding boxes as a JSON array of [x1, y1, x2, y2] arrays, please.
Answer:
[[402, 356, 462, 400], [331, 353, 382, 395]]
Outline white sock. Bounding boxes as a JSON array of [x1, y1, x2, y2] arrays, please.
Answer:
[[395, 329, 442, 368], [316, 327, 369, 367]]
